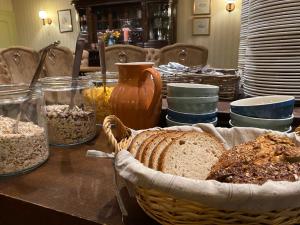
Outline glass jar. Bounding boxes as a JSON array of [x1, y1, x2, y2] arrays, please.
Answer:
[[0, 84, 49, 176], [40, 76, 97, 146], [83, 72, 118, 124]]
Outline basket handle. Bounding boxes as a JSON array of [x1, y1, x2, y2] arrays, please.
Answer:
[[103, 115, 131, 153]]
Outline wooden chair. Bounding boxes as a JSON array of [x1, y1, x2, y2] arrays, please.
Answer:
[[158, 43, 208, 66], [42, 46, 73, 77], [0, 47, 39, 83], [0, 55, 11, 84], [105, 44, 147, 72]]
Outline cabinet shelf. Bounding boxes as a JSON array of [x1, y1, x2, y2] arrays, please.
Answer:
[[74, 0, 177, 49]]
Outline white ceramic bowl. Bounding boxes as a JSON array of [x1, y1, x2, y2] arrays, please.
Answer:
[[167, 83, 219, 97]]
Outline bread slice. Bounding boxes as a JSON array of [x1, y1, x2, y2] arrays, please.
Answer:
[[149, 132, 184, 169], [159, 132, 225, 180], [141, 131, 175, 166], [135, 132, 160, 161], [128, 130, 158, 157]]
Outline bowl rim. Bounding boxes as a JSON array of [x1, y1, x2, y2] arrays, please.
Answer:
[[167, 96, 219, 100], [230, 95, 295, 107], [167, 108, 217, 116], [167, 83, 219, 90], [230, 110, 294, 122], [229, 120, 292, 133], [166, 115, 218, 125]]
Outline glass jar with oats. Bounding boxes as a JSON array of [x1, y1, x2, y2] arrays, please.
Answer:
[[40, 76, 96, 146], [0, 84, 49, 176], [83, 72, 118, 125]]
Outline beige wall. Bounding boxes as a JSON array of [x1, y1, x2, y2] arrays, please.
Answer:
[[0, 0, 17, 47], [12, 0, 80, 51], [0, 0, 13, 11], [177, 0, 241, 68]]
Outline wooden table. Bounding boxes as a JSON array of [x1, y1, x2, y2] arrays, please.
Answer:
[[0, 130, 157, 225], [1, 101, 300, 225]]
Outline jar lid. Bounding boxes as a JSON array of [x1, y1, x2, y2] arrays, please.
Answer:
[[0, 84, 40, 104]]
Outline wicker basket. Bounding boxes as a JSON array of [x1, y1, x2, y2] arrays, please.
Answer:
[[103, 115, 300, 225], [161, 73, 240, 100]]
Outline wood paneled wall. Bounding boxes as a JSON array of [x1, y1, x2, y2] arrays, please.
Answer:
[[177, 0, 242, 68], [11, 0, 80, 51]]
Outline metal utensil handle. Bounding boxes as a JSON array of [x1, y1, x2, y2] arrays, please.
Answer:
[[98, 39, 107, 92], [69, 37, 86, 109], [13, 41, 60, 133]]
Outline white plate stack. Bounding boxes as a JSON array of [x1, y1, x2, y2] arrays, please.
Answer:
[[243, 0, 300, 100], [238, 0, 250, 83]]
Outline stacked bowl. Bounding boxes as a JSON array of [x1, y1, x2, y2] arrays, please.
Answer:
[[230, 95, 295, 132], [166, 83, 219, 127]]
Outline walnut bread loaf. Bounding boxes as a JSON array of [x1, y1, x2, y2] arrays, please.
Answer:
[[208, 133, 300, 184]]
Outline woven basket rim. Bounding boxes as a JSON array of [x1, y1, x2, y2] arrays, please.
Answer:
[[113, 124, 300, 213]]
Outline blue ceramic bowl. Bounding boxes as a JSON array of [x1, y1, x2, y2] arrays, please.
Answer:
[[166, 115, 217, 127], [230, 111, 294, 132], [167, 96, 218, 114], [167, 108, 217, 124], [229, 120, 293, 133], [230, 95, 295, 119]]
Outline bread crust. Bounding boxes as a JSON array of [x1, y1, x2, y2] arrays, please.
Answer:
[[128, 130, 158, 157], [149, 132, 184, 169]]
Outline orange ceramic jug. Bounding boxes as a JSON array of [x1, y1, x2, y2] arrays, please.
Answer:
[[110, 62, 162, 129]]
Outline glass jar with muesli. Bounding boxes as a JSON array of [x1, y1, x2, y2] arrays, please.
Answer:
[[0, 84, 49, 176], [40, 76, 97, 146]]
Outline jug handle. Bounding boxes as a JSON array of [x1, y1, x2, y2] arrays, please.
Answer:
[[143, 68, 162, 111]]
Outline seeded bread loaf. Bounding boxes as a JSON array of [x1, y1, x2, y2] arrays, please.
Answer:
[[149, 132, 184, 169], [159, 132, 225, 180], [208, 133, 300, 184]]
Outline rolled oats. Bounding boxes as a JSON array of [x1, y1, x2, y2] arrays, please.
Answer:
[[0, 116, 49, 175]]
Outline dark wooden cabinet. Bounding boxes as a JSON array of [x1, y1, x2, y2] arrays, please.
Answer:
[[72, 0, 177, 49]]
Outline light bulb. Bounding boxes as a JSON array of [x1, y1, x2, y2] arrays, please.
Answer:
[[39, 11, 47, 19]]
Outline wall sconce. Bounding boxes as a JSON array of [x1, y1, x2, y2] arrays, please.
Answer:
[[39, 11, 52, 25], [226, 0, 236, 12]]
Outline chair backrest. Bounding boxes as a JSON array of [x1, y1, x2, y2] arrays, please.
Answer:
[[105, 44, 147, 72], [145, 48, 160, 66], [42, 46, 73, 77], [0, 55, 11, 84], [158, 43, 208, 66], [0, 47, 39, 83]]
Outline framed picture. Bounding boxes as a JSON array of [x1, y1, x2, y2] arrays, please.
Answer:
[[57, 9, 73, 33], [192, 17, 210, 35], [193, 0, 211, 15]]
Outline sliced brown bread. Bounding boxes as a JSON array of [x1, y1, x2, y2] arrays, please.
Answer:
[[158, 132, 225, 180], [128, 130, 158, 157], [141, 131, 175, 166], [149, 132, 185, 169], [135, 132, 161, 161]]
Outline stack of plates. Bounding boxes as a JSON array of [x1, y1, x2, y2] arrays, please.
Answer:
[[229, 96, 295, 132], [243, 0, 300, 100], [238, 0, 250, 81], [166, 83, 219, 127]]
